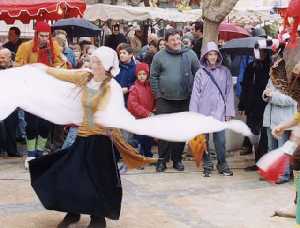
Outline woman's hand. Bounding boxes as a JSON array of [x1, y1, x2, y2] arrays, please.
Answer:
[[77, 72, 93, 87], [272, 126, 285, 139], [122, 87, 129, 94], [263, 88, 272, 98]]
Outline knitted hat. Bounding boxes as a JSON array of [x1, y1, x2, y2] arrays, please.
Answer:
[[32, 21, 54, 65], [135, 63, 149, 77], [35, 21, 51, 33], [91, 46, 120, 77]]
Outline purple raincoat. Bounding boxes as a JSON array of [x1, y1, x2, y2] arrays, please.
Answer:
[[189, 42, 235, 121]]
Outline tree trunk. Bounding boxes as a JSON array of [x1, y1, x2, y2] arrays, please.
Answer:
[[201, 0, 239, 51], [203, 19, 219, 48]]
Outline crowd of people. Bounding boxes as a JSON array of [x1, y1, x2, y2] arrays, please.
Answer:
[[0, 17, 299, 227], [0, 20, 295, 182]]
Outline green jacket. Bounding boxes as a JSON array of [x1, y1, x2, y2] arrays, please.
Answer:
[[150, 48, 200, 100]]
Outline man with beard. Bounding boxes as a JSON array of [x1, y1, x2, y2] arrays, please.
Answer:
[[0, 48, 20, 157], [15, 21, 65, 168]]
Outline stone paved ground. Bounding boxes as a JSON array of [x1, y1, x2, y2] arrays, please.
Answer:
[[0, 157, 296, 228]]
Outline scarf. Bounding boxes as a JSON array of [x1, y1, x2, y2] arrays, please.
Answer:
[[32, 33, 54, 66]]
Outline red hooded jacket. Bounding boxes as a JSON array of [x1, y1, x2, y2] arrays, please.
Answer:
[[128, 63, 155, 119]]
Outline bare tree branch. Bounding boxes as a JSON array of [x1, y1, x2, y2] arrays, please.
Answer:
[[202, 0, 239, 23]]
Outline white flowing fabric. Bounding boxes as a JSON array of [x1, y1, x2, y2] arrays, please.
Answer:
[[0, 65, 252, 142]]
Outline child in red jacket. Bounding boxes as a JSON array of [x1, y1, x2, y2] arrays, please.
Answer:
[[128, 63, 155, 157]]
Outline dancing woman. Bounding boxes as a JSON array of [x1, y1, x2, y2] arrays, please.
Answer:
[[29, 47, 155, 228]]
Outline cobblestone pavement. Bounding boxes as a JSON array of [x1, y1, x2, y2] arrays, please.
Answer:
[[0, 157, 295, 228]]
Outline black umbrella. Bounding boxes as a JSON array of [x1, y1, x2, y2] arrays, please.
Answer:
[[52, 18, 101, 37], [220, 37, 271, 56]]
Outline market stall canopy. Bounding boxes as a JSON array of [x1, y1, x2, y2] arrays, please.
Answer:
[[52, 18, 101, 37], [84, 3, 281, 25], [187, 9, 281, 26], [0, 0, 86, 24], [84, 4, 200, 23]]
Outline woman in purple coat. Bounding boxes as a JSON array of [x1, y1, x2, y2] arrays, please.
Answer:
[[189, 42, 235, 177]]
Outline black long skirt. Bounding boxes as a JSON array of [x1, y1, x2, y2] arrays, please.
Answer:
[[29, 135, 122, 220]]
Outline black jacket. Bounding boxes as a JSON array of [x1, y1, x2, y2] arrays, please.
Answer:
[[3, 39, 22, 60], [105, 33, 128, 51], [238, 59, 271, 119], [192, 37, 203, 59]]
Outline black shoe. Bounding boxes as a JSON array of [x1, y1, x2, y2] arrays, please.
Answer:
[[7, 153, 22, 158], [173, 161, 184, 171], [57, 213, 80, 228], [156, 161, 167, 172], [217, 163, 233, 176], [275, 179, 289, 184], [87, 216, 106, 228], [203, 169, 211, 177], [221, 168, 233, 176], [244, 165, 258, 172]]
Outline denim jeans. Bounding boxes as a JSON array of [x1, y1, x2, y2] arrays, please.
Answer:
[[122, 130, 138, 148], [16, 109, 26, 139], [134, 135, 153, 157], [62, 127, 78, 149], [266, 128, 290, 181], [203, 130, 227, 170]]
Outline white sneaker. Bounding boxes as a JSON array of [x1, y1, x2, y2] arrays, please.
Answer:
[[24, 157, 35, 170], [273, 204, 296, 218]]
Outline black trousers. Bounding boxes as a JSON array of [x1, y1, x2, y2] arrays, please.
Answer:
[[0, 111, 18, 155], [46, 124, 65, 153], [245, 113, 268, 162], [156, 98, 189, 163], [25, 112, 52, 140]]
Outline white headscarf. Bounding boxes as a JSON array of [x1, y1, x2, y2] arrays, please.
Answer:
[[91, 46, 120, 77]]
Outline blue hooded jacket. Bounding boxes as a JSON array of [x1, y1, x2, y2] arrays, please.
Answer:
[[115, 59, 136, 89]]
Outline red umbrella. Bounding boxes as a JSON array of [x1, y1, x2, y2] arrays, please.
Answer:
[[218, 23, 250, 41], [0, 0, 86, 24]]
